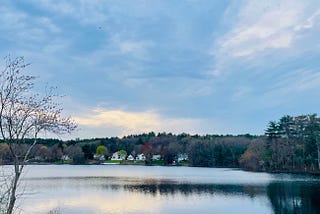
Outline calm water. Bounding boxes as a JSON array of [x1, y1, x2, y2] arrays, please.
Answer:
[[8, 165, 320, 214]]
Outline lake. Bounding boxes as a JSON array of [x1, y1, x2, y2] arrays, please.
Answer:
[[8, 165, 320, 213]]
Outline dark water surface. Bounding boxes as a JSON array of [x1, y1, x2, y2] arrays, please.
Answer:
[[14, 165, 320, 213]]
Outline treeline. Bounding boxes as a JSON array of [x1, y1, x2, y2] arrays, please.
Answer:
[[1, 113, 319, 173], [0, 133, 255, 167], [240, 114, 320, 173]]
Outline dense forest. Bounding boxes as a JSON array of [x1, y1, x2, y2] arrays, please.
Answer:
[[240, 114, 320, 173], [1, 114, 320, 173], [0, 133, 254, 167]]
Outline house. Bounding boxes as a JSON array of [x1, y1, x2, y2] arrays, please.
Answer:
[[127, 154, 134, 161], [152, 154, 161, 161], [136, 153, 146, 161], [94, 154, 105, 161], [177, 153, 188, 162], [61, 155, 71, 161], [111, 151, 126, 160]]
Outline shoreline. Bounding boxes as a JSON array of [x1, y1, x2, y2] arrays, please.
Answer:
[[3, 162, 319, 175]]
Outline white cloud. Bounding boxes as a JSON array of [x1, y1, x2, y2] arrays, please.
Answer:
[[74, 108, 205, 137], [294, 9, 320, 31], [215, 1, 320, 58], [231, 86, 251, 101], [0, 4, 26, 29], [30, 0, 108, 26], [34, 1, 75, 15], [119, 41, 146, 54], [181, 80, 215, 97], [37, 17, 61, 33], [114, 37, 153, 59], [273, 69, 320, 93], [123, 77, 148, 88], [257, 69, 320, 108], [0, 3, 61, 45]]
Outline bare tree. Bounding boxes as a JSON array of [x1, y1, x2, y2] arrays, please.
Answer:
[[0, 56, 76, 214]]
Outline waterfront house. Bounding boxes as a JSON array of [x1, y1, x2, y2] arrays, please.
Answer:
[[111, 151, 126, 160], [136, 153, 146, 161], [177, 153, 188, 162], [152, 154, 161, 160], [93, 154, 105, 161], [127, 154, 134, 161], [61, 155, 71, 161]]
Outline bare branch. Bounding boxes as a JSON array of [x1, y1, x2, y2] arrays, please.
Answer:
[[0, 56, 77, 213]]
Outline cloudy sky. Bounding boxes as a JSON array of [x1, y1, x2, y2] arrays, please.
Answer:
[[1, 0, 320, 139]]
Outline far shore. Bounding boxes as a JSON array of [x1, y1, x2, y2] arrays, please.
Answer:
[[3, 161, 319, 175]]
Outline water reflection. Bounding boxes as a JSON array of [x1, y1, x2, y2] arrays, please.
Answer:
[[267, 182, 320, 214], [17, 166, 320, 214], [123, 182, 266, 197], [24, 176, 320, 213], [26, 176, 267, 197]]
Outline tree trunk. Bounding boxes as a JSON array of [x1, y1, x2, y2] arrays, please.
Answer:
[[7, 164, 21, 214]]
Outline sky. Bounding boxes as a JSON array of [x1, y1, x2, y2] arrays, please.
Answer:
[[1, 0, 320, 139]]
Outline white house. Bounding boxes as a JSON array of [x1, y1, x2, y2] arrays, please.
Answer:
[[152, 154, 161, 160], [94, 154, 105, 161], [111, 151, 126, 160], [177, 153, 188, 162], [61, 155, 71, 161], [136, 153, 146, 161], [127, 154, 134, 161]]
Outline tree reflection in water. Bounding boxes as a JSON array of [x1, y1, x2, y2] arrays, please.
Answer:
[[123, 182, 266, 197], [117, 178, 320, 213], [267, 182, 320, 214], [24, 175, 320, 214]]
